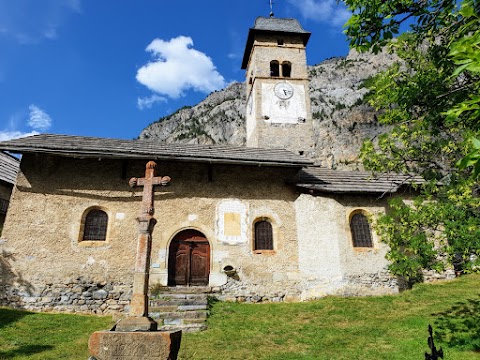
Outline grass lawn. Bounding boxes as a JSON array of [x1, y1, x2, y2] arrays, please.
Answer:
[[0, 309, 114, 359], [1, 274, 479, 359]]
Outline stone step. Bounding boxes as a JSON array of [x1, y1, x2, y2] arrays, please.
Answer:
[[159, 323, 207, 333], [151, 293, 208, 300], [147, 286, 213, 333], [150, 310, 207, 320], [149, 298, 208, 307], [153, 286, 213, 294], [148, 305, 208, 314]]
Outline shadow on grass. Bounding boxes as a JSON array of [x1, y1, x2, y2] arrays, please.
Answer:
[[434, 295, 480, 351], [0, 308, 34, 330], [0, 344, 54, 359]]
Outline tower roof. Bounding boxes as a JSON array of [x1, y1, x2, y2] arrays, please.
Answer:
[[241, 17, 311, 69]]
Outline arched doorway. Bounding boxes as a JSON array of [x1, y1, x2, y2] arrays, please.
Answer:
[[168, 229, 210, 286]]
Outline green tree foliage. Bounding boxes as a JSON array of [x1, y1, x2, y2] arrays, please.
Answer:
[[342, 0, 480, 283]]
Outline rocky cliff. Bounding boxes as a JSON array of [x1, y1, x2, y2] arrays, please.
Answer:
[[139, 49, 398, 169]]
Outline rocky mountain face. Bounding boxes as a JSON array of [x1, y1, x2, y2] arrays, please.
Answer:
[[139, 49, 398, 169]]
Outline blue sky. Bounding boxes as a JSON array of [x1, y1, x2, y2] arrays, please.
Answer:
[[0, 0, 352, 141]]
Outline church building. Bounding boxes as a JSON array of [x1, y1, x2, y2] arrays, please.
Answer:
[[0, 17, 414, 316]]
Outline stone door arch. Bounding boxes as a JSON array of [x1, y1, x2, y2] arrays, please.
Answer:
[[168, 229, 210, 286]]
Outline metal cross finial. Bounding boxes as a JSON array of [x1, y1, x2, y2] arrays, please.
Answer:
[[269, 0, 274, 17]]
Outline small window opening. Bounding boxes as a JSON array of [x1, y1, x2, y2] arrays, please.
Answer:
[[254, 220, 273, 250], [298, 151, 304, 156], [282, 62, 292, 78], [350, 213, 373, 248], [270, 61, 280, 77], [83, 209, 108, 241]]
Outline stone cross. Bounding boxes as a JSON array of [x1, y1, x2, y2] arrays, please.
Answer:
[[116, 160, 171, 332], [129, 161, 171, 217]]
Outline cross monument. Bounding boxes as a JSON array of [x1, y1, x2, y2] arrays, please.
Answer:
[[116, 160, 171, 332]]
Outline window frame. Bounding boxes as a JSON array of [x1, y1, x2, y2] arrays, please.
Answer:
[[78, 206, 111, 247], [253, 218, 275, 254], [349, 210, 374, 249]]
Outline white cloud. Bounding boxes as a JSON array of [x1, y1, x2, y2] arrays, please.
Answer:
[[0, 104, 53, 141], [43, 26, 58, 40], [64, 0, 82, 13], [287, 0, 351, 26], [0, 0, 82, 43], [0, 130, 39, 142], [28, 105, 52, 131], [137, 94, 167, 110], [136, 36, 226, 100]]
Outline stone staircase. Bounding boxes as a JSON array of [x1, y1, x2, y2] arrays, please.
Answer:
[[148, 286, 215, 333]]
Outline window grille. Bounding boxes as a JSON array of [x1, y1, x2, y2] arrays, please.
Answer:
[[270, 61, 280, 77], [254, 220, 273, 250], [83, 209, 108, 241], [350, 213, 373, 247], [0, 199, 8, 214]]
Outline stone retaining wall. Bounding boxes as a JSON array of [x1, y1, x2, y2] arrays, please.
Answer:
[[0, 279, 132, 315]]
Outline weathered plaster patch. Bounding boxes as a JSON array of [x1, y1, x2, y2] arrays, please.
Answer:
[[212, 250, 229, 263], [158, 249, 167, 262]]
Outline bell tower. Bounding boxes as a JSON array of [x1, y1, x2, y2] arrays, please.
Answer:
[[242, 16, 315, 158]]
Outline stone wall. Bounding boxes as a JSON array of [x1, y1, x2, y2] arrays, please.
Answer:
[[0, 154, 303, 313], [0, 153, 409, 314], [0, 277, 131, 315]]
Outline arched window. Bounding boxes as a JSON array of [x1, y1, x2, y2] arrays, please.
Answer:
[[350, 213, 373, 248], [254, 220, 273, 250], [282, 62, 291, 78], [83, 209, 108, 241], [270, 61, 280, 77]]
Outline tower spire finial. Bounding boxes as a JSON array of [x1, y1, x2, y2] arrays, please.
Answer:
[[269, 0, 274, 17]]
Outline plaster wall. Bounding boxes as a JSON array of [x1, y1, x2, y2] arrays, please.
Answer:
[[247, 77, 315, 158], [295, 193, 397, 300]]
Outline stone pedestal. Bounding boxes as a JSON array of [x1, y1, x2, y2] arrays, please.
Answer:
[[88, 330, 181, 360], [115, 316, 158, 332]]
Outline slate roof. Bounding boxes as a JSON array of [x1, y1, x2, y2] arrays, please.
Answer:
[[0, 134, 313, 167], [253, 17, 310, 34], [0, 135, 421, 195], [0, 151, 20, 185], [241, 17, 311, 69], [294, 167, 423, 194]]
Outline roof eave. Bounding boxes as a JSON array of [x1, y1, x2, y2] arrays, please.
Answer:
[[296, 184, 401, 195], [241, 28, 311, 69], [0, 146, 312, 168]]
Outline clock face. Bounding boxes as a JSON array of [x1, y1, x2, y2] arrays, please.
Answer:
[[274, 82, 294, 100]]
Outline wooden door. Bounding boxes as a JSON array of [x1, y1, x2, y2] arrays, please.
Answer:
[[190, 242, 210, 285], [168, 230, 210, 286]]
